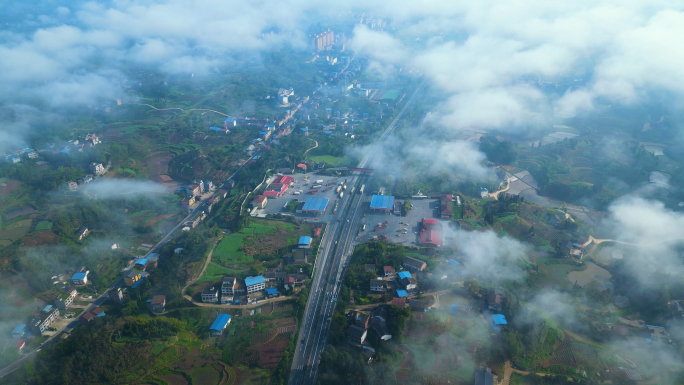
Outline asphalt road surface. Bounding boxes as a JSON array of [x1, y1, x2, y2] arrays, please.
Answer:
[[288, 79, 426, 385]]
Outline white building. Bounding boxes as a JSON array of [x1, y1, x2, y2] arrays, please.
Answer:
[[201, 287, 219, 303], [245, 276, 266, 294]]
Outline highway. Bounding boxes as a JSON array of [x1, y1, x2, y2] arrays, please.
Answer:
[[289, 79, 426, 385]]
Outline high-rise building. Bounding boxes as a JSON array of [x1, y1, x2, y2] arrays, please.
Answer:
[[312, 29, 334, 52]]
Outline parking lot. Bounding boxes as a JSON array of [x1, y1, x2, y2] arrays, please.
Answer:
[[255, 173, 351, 218], [357, 197, 440, 245]]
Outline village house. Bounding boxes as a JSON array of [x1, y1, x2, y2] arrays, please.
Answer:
[[210, 314, 231, 336], [488, 288, 503, 312], [109, 287, 124, 304], [75, 227, 89, 241], [371, 322, 392, 341], [123, 269, 142, 286], [362, 264, 376, 273], [54, 288, 78, 310], [29, 305, 59, 335], [346, 325, 367, 346], [245, 276, 266, 294], [383, 266, 395, 277], [409, 299, 426, 312], [403, 257, 427, 271], [252, 195, 268, 210], [71, 271, 89, 286], [396, 271, 417, 291], [90, 162, 104, 174], [370, 279, 385, 293], [222, 277, 238, 298], [202, 287, 219, 303], [185, 184, 201, 197], [151, 295, 166, 313]]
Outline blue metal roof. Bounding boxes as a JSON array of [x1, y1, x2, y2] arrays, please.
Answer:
[[370, 195, 395, 210], [492, 314, 508, 325], [72, 272, 87, 279], [450, 304, 458, 314], [210, 314, 231, 331], [300, 128, 308, 131], [12, 324, 26, 334], [397, 271, 412, 279], [224, 118, 236, 122], [245, 275, 265, 287], [135, 258, 148, 266], [324, 131, 332, 134], [448, 259, 459, 265], [396, 290, 408, 298], [302, 197, 329, 212], [60, 149, 70, 153], [96, 312, 106, 317], [42, 305, 53, 312], [299, 236, 312, 245], [209, 126, 221, 131], [259, 131, 268, 135], [266, 288, 278, 295]]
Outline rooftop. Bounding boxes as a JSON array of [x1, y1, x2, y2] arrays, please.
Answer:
[[302, 197, 329, 212], [396, 289, 408, 298], [370, 195, 395, 210], [298, 236, 312, 245], [397, 271, 412, 279], [72, 272, 87, 279], [266, 288, 278, 295], [492, 314, 508, 325], [245, 275, 265, 287], [209, 314, 231, 331]]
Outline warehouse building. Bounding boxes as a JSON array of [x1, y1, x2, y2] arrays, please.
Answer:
[[209, 314, 232, 335], [300, 197, 329, 215], [370, 195, 395, 212]]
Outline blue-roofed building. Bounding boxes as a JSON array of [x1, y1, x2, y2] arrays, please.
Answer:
[[11, 324, 26, 337], [324, 130, 332, 135], [245, 276, 266, 294], [265, 288, 279, 298], [397, 271, 412, 280], [448, 259, 459, 266], [370, 195, 395, 211], [298, 236, 312, 248], [301, 197, 329, 215], [209, 126, 221, 131], [42, 305, 53, 313], [224, 118, 237, 127], [492, 314, 507, 328], [72, 271, 89, 285], [60, 148, 70, 154], [451, 304, 458, 314], [396, 289, 408, 298], [135, 258, 149, 269], [209, 314, 232, 335]]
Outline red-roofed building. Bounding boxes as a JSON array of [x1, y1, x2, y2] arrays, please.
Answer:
[[421, 218, 440, 230], [252, 195, 268, 209], [265, 175, 294, 196], [285, 276, 295, 286], [383, 266, 395, 277], [297, 163, 307, 171], [440, 195, 453, 219], [263, 190, 279, 197], [419, 230, 442, 247], [16, 340, 25, 350], [391, 298, 406, 307]]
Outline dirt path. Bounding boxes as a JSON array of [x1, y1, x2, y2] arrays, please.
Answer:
[[490, 176, 511, 200], [304, 139, 318, 155], [182, 237, 221, 296], [126, 103, 231, 117], [503, 360, 575, 384]]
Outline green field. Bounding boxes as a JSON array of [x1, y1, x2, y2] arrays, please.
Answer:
[[307, 155, 349, 167], [191, 366, 220, 385], [34, 221, 53, 231], [213, 233, 250, 265], [197, 263, 248, 283]]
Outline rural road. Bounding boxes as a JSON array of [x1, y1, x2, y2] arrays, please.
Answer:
[[490, 175, 511, 200], [304, 140, 318, 155]]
